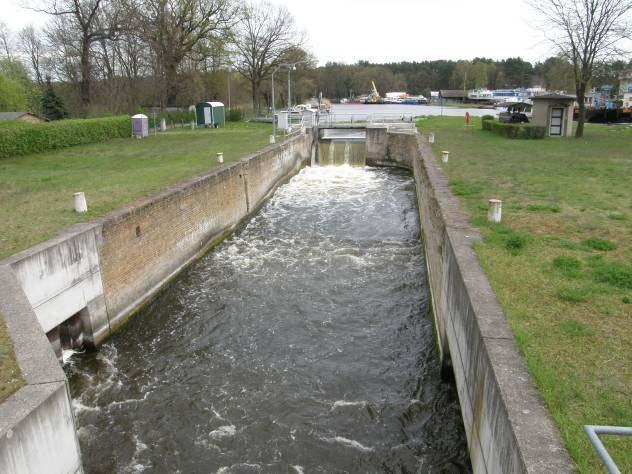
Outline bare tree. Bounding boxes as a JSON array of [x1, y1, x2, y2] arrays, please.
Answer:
[[531, 0, 632, 137], [132, 0, 232, 107], [18, 26, 49, 85], [232, 1, 301, 113], [36, 0, 121, 109], [0, 22, 13, 57]]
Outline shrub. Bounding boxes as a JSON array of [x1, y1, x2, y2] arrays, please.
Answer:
[[0, 116, 130, 159], [481, 115, 495, 130], [227, 108, 244, 122], [483, 120, 546, 139]]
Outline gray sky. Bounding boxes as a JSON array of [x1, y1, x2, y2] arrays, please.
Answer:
[[1, 0, 554, 64], [268, 0, 553, 64]]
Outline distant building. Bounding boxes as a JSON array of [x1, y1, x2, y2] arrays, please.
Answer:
[[439, 90, 468, 102], [0, 112, 43, 123], [618, 71, 632, 95]]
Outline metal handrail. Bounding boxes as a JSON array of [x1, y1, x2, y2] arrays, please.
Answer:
[[584, 425, 632, 474]]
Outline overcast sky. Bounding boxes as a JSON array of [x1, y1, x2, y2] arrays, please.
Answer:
[[1, 0, 554, 64]]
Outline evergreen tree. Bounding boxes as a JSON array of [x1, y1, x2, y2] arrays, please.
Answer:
[[40, 77, 67, 120]]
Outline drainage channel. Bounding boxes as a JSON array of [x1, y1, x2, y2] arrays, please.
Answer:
[[66, 164, 470, 473]]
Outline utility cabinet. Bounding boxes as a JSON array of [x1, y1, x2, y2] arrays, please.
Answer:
[[195, 102, 225, 128]]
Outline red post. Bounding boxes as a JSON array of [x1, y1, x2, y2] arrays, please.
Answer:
[[465, 111, 471, 126]]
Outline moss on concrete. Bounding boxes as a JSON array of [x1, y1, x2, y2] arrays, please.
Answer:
[[0, 314, 24, 402]]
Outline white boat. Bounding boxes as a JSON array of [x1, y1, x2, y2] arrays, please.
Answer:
[[467, 89, 494, 101]]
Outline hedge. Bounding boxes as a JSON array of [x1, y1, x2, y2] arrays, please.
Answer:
[[0, 115, 131, 158], [481, 116, 545, 139]]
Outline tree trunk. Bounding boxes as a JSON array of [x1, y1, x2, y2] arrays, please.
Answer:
[[251, 80, 259, 116], [165, 61, 179, 107], [575, 84, 586, 138], [79, 38, 92, 112]]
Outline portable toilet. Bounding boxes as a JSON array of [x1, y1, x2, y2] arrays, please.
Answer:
[[131, 114, 148, 138], [196, 101, 225, 128]]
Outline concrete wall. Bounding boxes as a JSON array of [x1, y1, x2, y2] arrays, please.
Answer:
[[100, 134, 310, 333], [382, 128, 573, 473], [3, 223, 108, 346], [0, 265, 83, 474]]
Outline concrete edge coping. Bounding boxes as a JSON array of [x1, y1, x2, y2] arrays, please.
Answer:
[[0, 265, 65, 385], [0, 264, 69, 437], [1, 222, 103, 266], [416, 136, 573, 471], [0, 382, 66, 438]]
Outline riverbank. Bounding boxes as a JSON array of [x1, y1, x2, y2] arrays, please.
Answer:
[[0, 122, 272, 259], [418, 116, 631, 473]]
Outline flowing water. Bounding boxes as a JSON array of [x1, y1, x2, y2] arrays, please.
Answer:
[[67, 164, 470, 473], [319, 141, 367, 167]]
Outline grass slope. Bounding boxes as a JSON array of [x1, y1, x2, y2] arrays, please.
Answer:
[[418, 116, 631, 473], [0, 122, 272, 259]]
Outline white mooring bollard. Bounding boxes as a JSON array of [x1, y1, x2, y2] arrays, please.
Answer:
[[217, 152, 224, 164], [428, 133, 435, 144], [488, 199, 502, 223], [74, 192, 88, 213], [442, 150, 450, 163], [269, 135, 276, 144], [160, 118, 167, 132]]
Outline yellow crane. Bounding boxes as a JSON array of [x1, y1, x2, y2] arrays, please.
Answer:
[[369, 81, 381, 103]]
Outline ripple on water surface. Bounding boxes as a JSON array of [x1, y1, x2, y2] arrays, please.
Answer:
[[67, 165, 470, 473]]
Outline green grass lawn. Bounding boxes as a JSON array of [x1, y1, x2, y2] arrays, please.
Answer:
[[0, 121, 274, 260], [418, 116, 631, 473]]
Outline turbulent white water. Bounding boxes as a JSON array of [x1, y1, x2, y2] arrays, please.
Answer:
[[67, 165, 470, 473]]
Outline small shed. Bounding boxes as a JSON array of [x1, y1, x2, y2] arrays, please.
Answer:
[[531, 93, 576, 137], [195, 102, 225, 128], [131, 114, 149, 138], [0, 112, 43, 123]]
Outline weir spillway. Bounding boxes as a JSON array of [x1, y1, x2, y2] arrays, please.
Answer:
[[66, 164, 470, 472]]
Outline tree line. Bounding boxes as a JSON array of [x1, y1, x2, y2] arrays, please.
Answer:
[[0, 0, 309, 117], [0, 0, 631, 123]]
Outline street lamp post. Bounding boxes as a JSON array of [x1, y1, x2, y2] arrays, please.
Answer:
[[227, 66, 231, 112], [271, 65, 280, 143], [280, 60, 307, 126], [271, 61, 308, 142]]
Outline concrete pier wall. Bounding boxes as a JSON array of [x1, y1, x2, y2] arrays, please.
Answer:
[[379, 128, 573, 473], [0, 266, 82, 474], [3, 223, 109, 349]]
